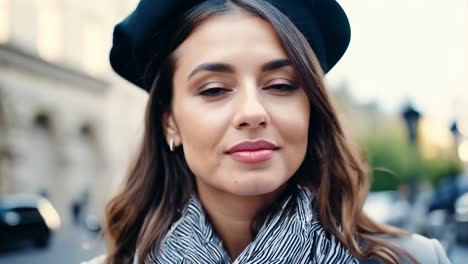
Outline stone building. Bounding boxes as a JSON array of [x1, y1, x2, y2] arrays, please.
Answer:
[[0, 0, 147, 224]]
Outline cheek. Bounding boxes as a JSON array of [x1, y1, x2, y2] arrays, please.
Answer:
[[273, 95, 310, 163], [174, 102, 230, 174]]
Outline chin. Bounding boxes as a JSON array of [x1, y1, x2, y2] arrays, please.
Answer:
[[227, 175, 287, 197]]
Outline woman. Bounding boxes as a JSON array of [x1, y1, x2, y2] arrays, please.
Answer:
[[85, 0, 451, 263]]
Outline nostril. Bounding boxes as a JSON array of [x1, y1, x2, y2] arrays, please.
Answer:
[[238, 120, 267, 129], [236, 116, 268, 129], [256, 118, 267, 128]]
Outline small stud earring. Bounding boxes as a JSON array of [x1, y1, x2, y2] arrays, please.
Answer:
[[169, 138, 174, 152]]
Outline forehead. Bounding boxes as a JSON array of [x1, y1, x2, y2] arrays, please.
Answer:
[[173, 12, 288, 71]]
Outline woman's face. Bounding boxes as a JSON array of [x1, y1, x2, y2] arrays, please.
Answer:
[[165, 13, 310, 197]]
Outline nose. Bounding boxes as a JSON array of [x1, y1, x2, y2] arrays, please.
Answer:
[[233, 88, 269, 129]]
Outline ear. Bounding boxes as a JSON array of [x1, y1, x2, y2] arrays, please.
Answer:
[[162, 111, 182, 147]]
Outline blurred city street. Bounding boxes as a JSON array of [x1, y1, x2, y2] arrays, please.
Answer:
[[0, 224, 105, 264]]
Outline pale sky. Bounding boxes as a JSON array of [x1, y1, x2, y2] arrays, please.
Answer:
[[327, 0, 468, 130]]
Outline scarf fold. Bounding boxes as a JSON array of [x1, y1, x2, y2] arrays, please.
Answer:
[[148, 186, 359, 264]]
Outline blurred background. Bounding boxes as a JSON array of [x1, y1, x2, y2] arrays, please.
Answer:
[[0, 0, 466, 263]]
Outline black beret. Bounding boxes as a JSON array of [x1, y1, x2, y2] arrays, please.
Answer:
[[110, 0, 351, 90]]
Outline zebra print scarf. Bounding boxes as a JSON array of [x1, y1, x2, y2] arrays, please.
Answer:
[[147, 186, 359, 263]]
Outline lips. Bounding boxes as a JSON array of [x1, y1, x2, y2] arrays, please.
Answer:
[[226, 140, 279, 163], [226, 140, 278, 153]]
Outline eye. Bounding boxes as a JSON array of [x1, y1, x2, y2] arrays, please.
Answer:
[[199, 87, 231, 97], [264, 83, 298, 92]]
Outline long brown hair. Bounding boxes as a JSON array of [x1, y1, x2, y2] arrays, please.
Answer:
[[105, 1, 417, 263]]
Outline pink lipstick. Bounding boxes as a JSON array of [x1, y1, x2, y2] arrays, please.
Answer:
[[226, 140, 278, 163]]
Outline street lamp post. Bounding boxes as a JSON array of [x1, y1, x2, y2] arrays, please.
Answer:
[[402, 104, 422, 204], [403, 105, 421, 145], [450, 121, 460, 145]]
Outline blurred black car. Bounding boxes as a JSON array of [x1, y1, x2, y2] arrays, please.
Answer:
[[0, 194, 61, 249], [428, 175, 468, 214]]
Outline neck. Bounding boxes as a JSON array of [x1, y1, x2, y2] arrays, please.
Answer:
[[196, 182, 287, 260]]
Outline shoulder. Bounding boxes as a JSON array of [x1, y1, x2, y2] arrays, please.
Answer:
[[80, 254, 106, 264], [379, 234, 451, 264]]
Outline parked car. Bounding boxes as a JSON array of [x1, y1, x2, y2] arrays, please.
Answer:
[[0, 194, 61, 249], [363, 191, 411, 228]]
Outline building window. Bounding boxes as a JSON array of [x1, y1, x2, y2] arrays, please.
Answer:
[[80, 122, 93, 139], [34, 112, 51, 131], [37, 0, 63, 62], [0, 0, 9, 43]]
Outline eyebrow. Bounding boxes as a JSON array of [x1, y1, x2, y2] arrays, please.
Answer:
[[187, 59, 291, 80]]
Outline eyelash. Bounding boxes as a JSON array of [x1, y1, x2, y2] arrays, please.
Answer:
[[199, 84, 298, 97]]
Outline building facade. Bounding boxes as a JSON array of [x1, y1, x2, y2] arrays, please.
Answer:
[[0, 0, 146, 224]]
